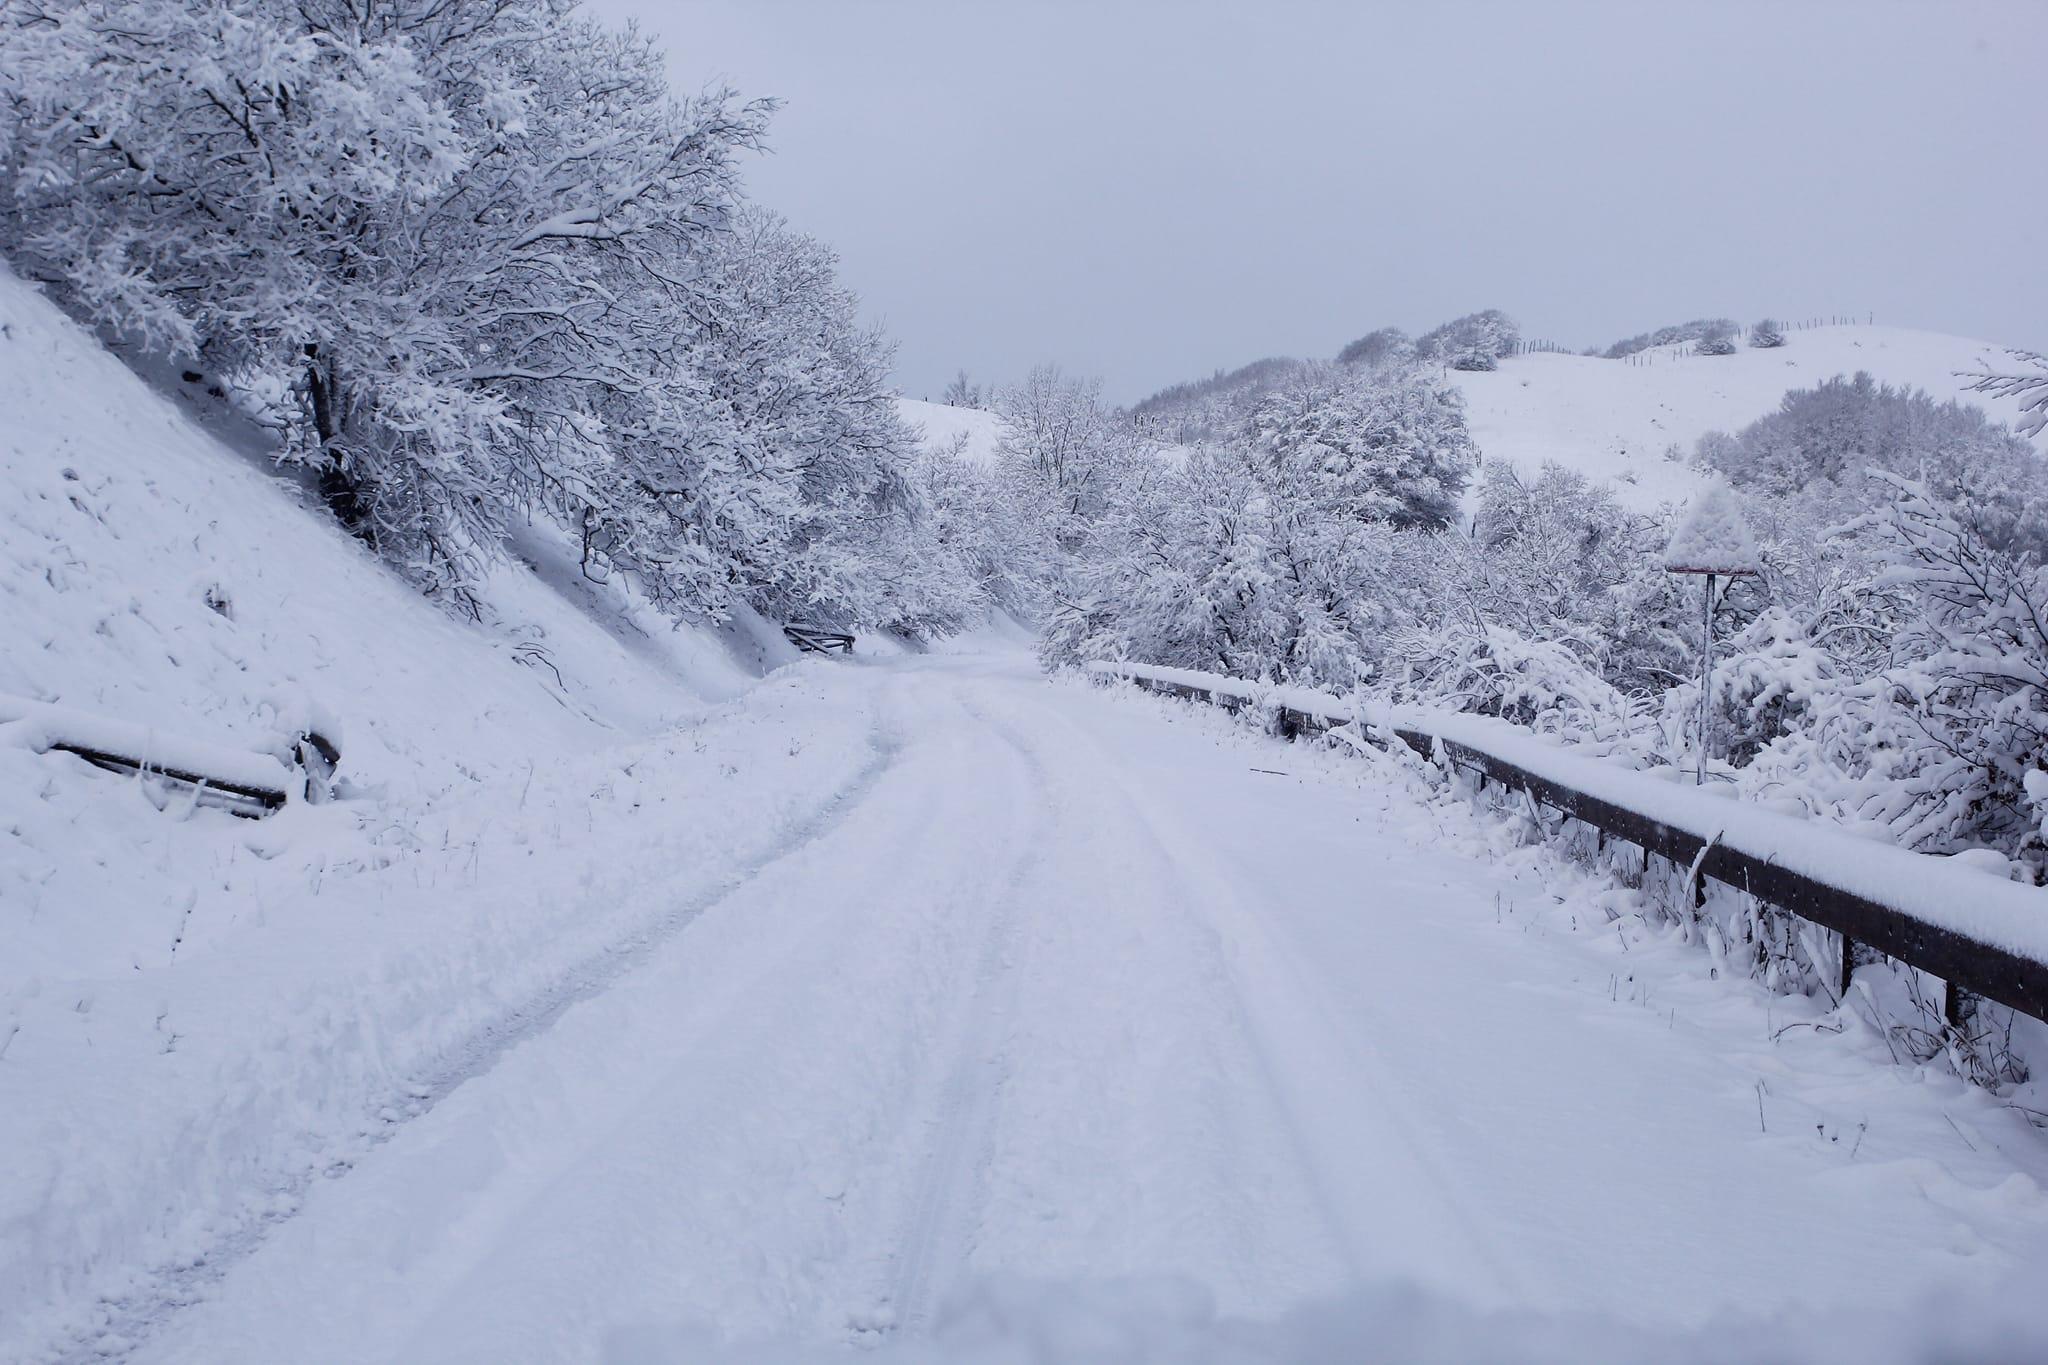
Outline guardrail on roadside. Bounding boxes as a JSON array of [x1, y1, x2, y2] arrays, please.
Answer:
[[784, 623, 855, 656], [0, 694, 336, 818], [1085, 660, 2048, 1026]]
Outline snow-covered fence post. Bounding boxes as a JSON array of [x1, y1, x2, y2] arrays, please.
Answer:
[[1663, 482, 1762, 786]]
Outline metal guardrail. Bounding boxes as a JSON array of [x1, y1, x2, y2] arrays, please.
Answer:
[[2, 694, 338, 819], [1092, 663, 2048, 1026], [784, 623, 854, 655], [48, 739, 292, 817]]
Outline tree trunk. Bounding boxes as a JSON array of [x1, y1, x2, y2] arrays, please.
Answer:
[[304, 344, 372, 540]]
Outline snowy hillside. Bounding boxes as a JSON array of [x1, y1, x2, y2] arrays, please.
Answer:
[[896, 397, 1005, 465], [0, 265, 885, 1357], [0, 265, 783, 777], [1450, 324, 2042, 510]]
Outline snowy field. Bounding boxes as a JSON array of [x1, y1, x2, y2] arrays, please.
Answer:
[[899, 324, 2045, 519], [895, 398, 1005, 467], [1450, 324, 2043, 510]]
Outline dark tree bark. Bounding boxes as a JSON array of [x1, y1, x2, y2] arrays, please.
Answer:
[[304, 343, 372, 540]]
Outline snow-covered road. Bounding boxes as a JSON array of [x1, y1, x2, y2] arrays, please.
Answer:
[[127, 651, 2048, 1361]]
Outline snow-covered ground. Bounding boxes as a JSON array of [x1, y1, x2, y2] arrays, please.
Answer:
[[1450, 325, 2042, 510], [0, 262, 838, 1356], [9, 272, 2048, 1362], [895, 397, 1004, 466], [56, 651, 2048, 1362]]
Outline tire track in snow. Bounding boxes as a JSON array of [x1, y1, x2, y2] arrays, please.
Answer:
[[978, 677, 1525, 1306], [62, 693, 908, 1365], [864, 688, 1048, 1341]]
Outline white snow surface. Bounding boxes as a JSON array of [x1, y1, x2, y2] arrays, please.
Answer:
[[894, 397, 1005, 466], [1662, 480, 1762, 574], [61, 651, 2048, 1363], [0, 260, 827, 1355], [1086, 660, 2048, 969], [8, 278, 2048, 1362], [1448, 325, 2045, 510]]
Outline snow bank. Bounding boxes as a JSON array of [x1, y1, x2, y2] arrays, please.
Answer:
[[1085, 661, 2048, 972], [1449, 324, 2046, 511]]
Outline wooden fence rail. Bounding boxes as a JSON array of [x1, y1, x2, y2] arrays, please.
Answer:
[[1086, 661, 2048, 1026]]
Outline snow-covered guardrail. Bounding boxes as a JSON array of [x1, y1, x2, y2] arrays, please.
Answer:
[[1085, 660, 2048, 1025], [0, 693, 315, 818], [783, 623, 855, 655]]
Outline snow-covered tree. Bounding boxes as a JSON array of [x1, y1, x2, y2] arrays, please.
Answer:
[[2, 0, 769, 606], [994, 365, 1147, 555], [1416, 309, 1519, 371], [1249, 367, 1478, 532], [1335, 326, 1414, 370], [1695, 373, 2048, 557], [940, 370, 984, 408], [586, 211, 936, 629], [1602, 318, 1740, 359], [1042, 365, 1477, 687], [1695, 322, 1739, 356], [1968, 350, 2048, 439], [1749, 317, 1787, 348]]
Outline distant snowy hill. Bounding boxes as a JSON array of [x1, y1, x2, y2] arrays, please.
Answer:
[[896, 396, 1004, 465], [1449, 324, 2043, 510]]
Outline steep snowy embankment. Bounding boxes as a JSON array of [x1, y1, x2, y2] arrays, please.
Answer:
[[0, 265, 879, 1360], [1450, 325, 2042, 510]]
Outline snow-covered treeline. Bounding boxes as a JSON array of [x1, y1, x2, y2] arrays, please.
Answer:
[[1028, 346, 2048, 1074], [1127, 306, 1524, 446], [0, 0, 976, 632], [1046, 362, 2048, 880], [1041, 360, 1492, 684]]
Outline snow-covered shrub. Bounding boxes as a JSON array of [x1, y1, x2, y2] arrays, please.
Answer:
[[1838, 476, 2048, 871], [1386, 621, 1642, 742], [1696, 373, 2048, 560], [1749, 317, 1787, 348], [1670, 607, 1837, 770], [1695, 322, 1739, 356], [1601, 318, 1739, 359], [1416, 309, 1520, 372]]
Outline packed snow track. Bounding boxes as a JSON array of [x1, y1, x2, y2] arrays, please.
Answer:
[[60, 653, 2048, 1360]]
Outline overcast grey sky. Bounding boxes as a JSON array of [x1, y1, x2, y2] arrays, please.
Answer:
[[587, 0, 2044, 404]]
